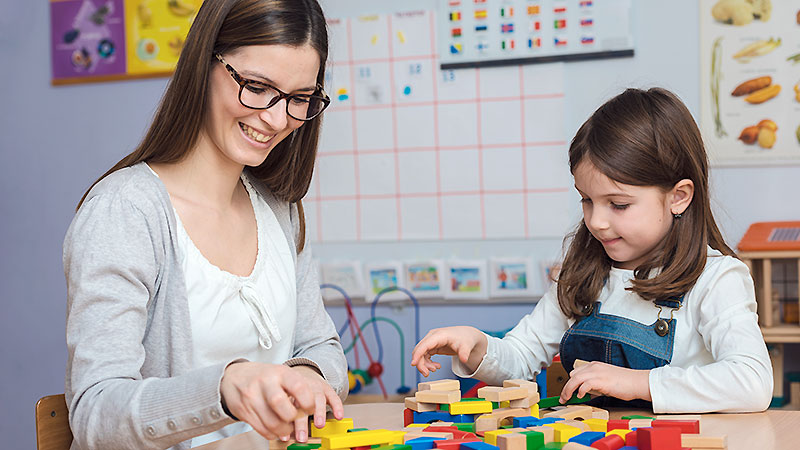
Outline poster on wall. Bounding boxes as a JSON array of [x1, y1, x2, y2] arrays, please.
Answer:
[[49, 0, 200, 84], [699, 0, 800, 166]]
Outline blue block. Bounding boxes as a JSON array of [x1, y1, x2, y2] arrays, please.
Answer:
[[618, 447, 638, 450], [461, 442, 499, 450], [569, 431, 606, 445], [512, 416, 540, 428], [405, 437, 445, 450], [535, 417, 564, 425], [413, 411, 454, 424], [449, 413, 475, 423]]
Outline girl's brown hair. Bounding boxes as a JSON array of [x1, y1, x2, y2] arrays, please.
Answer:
[[78, 0, 328, 252], [556, 87, 734, 318]]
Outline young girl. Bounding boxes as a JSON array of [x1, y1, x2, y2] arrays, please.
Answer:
[[63, 1, 346, 449], [411, 87, 773, 413]]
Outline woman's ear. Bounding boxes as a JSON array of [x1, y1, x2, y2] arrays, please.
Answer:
[[670, 179, 694, 215]]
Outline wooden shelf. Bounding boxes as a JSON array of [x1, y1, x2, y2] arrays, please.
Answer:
[[761, 326, 800, 343]]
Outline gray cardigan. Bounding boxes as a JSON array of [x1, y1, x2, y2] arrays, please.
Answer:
[[63, 163, 347, 450]]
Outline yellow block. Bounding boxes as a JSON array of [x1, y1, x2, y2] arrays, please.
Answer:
[[311, 418, 354, 438], [484, 429, 515, 446], [448, 400, 494, 415], [528, 404, 540, 419], [321, 429, 403, 450], [543, 423, 581, 442], [606, 429, 633, 439], [405, 424, 428, 428], [582, 419, 607, 432], [499, 401, 510, 408]]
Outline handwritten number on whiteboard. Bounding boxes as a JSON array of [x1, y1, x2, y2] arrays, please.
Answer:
[[441, 70, 455, 83]]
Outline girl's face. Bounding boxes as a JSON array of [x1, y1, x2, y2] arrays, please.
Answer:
[[202, 44, 320, 168], [573, 160, 674, 270]]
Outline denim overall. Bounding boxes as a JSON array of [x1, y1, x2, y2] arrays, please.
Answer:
[[558, 296, 683, 408]]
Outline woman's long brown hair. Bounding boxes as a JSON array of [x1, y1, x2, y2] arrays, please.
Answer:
[[557, 88, 735, 318], [77, 0, 328, 252]]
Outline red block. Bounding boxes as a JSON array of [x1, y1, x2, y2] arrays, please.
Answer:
[[606, 420, 630, 432], [404, 408, 414, 427], [636, 427, 681, 450], [433, 438, 481, 450], [425, 427, 476, 440], [590, 434, 625, 450], [651, 420, 700, 434], [625, 430, 637, 447]]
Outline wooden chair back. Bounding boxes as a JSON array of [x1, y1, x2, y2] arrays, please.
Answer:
[[35, 394, 73, 450]]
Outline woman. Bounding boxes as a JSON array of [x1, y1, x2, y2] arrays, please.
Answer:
[[63, 1, 347, 448]]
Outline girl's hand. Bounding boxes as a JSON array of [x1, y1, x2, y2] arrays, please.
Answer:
[[411, 326, 487, 377], [559, 360, 652, 404], [219, 362, 343, 442]]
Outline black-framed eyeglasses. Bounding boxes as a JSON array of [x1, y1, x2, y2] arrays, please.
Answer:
[[214, 53, 330, 121]]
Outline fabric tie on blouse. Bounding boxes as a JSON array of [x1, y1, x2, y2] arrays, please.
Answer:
[[238, 282, 282, 349]]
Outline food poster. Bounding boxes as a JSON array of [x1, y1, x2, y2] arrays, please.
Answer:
[[50, 0, 127, 82], [700, 0, 800, 166], [124, 0, 202, 74]]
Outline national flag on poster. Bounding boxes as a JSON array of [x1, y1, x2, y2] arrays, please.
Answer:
[[501, 39, 515, 50], [554, 19, 566, 29], [554, 37, 567, 46], [553, 6, 567, 14], [474, 9, 487, 19], [527, 5, 540, 15], [580, 18, 593, 26], [500, 7, 514, 17], [450, 11, 461, 21], [448, 0, 461, 6], [477, 40, 489, 52], [451, 27, 462, 37], [580, 1, 593, 7], [475, 24, 488, 32], [530, 21, 541, 31], [581, 36, 594, 44], [474, 0, 486, 3], [528, 37, 541, 48], [501, 23, 514, 33], [450, 43, 463, 54]]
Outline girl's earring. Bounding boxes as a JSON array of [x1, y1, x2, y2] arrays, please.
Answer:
[[673, 213, 682, 219]]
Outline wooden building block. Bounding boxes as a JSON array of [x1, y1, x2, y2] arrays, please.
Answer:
[[651, 419, 699, 434], [447, 400, 494, 415], [581, 419, 607, 432], [561, 420, 591, 433], [562, 443, 594, 450], [403, 432, 454, 443], [415, 390, 461, 404], [405, 397, 439, 413], [542, 405, 593, 420], [590, 407, 609, 420], [606, 420, 629, 432], [509, 392, 541, 408], [503, 379, 539, 395], [543, 423, 582, 442], [432, 438, 482, 450], [484, 428, 526, 446], [635, 427, 680, 450], [496, 433, 528, 450], [588, 434, 625, 450], [418, 380, 461, 392], [478, 386, 530, 402], [526, 426, 555, 443], [311, 418, 355, 438], [655, 415, 702, 433], [604, 429, 632, 440], [680, 434, 727, 449], [321, 430, 403, 450], [475, 407, 532, 434], [627, 419, 652, 429]]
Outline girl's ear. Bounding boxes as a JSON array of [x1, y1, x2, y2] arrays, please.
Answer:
[[670, 179, 694, 215]]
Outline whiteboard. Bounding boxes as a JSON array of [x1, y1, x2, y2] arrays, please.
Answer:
[[307, 9, 573, 243]]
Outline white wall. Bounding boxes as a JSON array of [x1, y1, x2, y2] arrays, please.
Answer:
[[0, 1, 797, 448]]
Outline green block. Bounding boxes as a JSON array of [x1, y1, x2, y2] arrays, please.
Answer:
[[565, 393, 591, 405], [374, 446, 411, 450], [621, 415, 654, 420], [461, 398, 487, 402], [454, 423, 475, 433], [492, 402, 500, 408], [500, 425, 513, 429], [288, 444, 321, 450], [542, 443, 564, 449], [537, 396, 561, 409], [348, 428, 370, 433], [440, 404, 450, 412], [521, 430, 545, 450]]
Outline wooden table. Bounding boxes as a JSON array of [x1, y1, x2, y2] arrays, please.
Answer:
[[198, 402, 800, 450]]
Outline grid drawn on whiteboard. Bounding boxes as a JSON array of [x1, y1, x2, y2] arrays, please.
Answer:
[[306, 10, 573, 242]]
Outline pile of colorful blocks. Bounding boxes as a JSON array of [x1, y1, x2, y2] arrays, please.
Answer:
[[301, 378, 727, 450]]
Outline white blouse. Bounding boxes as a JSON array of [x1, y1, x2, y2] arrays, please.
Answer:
[[147, 166, 297, 446]]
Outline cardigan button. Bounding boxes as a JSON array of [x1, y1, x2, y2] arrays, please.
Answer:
[[146, 426, 156, 436], [210, 409, 221, 419], [167, 420, 177, 430], [192, 416, 202, 425]]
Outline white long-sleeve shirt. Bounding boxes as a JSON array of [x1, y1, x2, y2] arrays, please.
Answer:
[[453, 248, 773, 413]]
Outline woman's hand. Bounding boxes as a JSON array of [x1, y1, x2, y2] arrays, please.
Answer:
[[219, 362, 343, 442], [411, 326, 487, 377], [559, 360, 651, 404]]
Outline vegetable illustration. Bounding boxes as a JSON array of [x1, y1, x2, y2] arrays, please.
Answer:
[[731, 76, 771, 96], [795, 82, 800, 102], [711, 37, 726, 137], [711, 0, 772, 26], [732, 37, 780, 62], [745, 84, 781, 104], [739, 119, 777, 149]]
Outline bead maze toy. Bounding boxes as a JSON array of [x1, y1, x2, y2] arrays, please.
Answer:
[[296, 376, 727, 450]]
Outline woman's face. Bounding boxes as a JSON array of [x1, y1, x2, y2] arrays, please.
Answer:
[[202, 44, 321, 168]]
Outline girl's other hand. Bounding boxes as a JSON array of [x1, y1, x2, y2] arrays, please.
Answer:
[[410, 326, 487, 377], [219, 362, 343, 442], [559, 360, 652, 404]]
